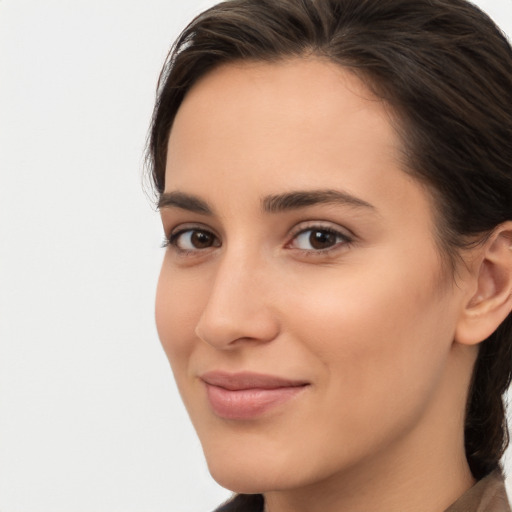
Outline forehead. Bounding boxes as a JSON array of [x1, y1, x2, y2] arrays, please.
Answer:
[[166, 58, 403, 194]]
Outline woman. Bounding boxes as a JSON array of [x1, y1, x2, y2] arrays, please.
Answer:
[[147, 0, 512, 510]]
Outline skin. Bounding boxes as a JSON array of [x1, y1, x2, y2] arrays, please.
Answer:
[[156, 59, 482, 512]]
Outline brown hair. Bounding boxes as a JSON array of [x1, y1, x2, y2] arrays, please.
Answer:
[[146, 0, 512, 479]]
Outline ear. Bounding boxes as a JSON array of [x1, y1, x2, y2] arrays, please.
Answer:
[[455, 222, 512, 346]]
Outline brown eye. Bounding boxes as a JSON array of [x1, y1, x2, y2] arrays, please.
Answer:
[[291, 227, 350, 252], [170, 229, 220, 251], [309, 230, 338, 250], [190, 230, 215, 249]]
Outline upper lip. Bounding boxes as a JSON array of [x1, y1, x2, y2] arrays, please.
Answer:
[[200, 371, 309, 391]]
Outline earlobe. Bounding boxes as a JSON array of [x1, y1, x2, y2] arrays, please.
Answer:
[[455, 223, 512, 346]]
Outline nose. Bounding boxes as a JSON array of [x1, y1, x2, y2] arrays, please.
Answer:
[[195, 251, 280, 350]]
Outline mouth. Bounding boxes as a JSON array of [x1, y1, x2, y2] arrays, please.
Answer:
[[200, 371, 310, 420]]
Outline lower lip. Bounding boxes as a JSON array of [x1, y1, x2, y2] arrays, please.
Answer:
[[205, 384, 307, 420]]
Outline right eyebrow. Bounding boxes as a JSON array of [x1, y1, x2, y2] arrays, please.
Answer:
[[158, 191, 213, 215]]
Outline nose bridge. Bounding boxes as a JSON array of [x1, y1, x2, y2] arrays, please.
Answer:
[[195, 241, 279, 348]]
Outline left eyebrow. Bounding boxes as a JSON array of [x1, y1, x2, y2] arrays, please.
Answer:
[[262, 189, 376, 213]]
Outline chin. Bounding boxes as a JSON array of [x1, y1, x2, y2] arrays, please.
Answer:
[[210, 469, 267, 494], [208, 463, 288, 494], [204, 437, 343, 495], [204, 445, 300, 494]]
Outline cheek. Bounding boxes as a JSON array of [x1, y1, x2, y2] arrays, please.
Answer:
[[284, 253, 455, 422], [155, 262, 201, 376]]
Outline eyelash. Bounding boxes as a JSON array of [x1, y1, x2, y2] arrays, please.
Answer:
[[161, 226, 220, 255], [287, 224, 353, 255], [162, 223, 354, 256]]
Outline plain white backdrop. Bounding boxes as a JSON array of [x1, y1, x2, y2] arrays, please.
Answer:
[[1, 1, 512, 511]]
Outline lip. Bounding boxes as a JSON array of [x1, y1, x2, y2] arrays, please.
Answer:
[[200, 371, 309, 420]]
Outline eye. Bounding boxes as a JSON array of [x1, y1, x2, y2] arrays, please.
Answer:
[[167, 228, 220, 252], [290, 227, 351, 252]]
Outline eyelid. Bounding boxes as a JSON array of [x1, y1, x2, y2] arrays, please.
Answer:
[[288, 220, 354, 239], [166, 222, 218, 239], [161, 220, 354, 255], [286, 221, 355, 253], [162, 223, 221, 252]]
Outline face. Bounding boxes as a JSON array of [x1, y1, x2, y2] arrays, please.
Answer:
[[156, 59, 471, 494]]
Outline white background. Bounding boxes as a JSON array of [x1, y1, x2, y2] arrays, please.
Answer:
[[1, 1, 511, 511]]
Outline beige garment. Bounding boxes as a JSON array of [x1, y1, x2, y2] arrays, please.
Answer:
[[444, 471, 510, 512]]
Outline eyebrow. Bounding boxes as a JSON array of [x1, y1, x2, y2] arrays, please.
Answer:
[[262, 189, 375, 213], [158, 189, 375, 215], [158, 191, 213, 214]]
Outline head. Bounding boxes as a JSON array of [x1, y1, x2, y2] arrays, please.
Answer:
[[148, 0, 512, 490]]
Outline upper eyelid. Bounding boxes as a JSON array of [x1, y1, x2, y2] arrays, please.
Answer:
[[288, 227, 352, 248], [288, 220, 355, 239], [164, 220, 355, 246], [166, 226, 221, 253], [167, 222, 219, 238]]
